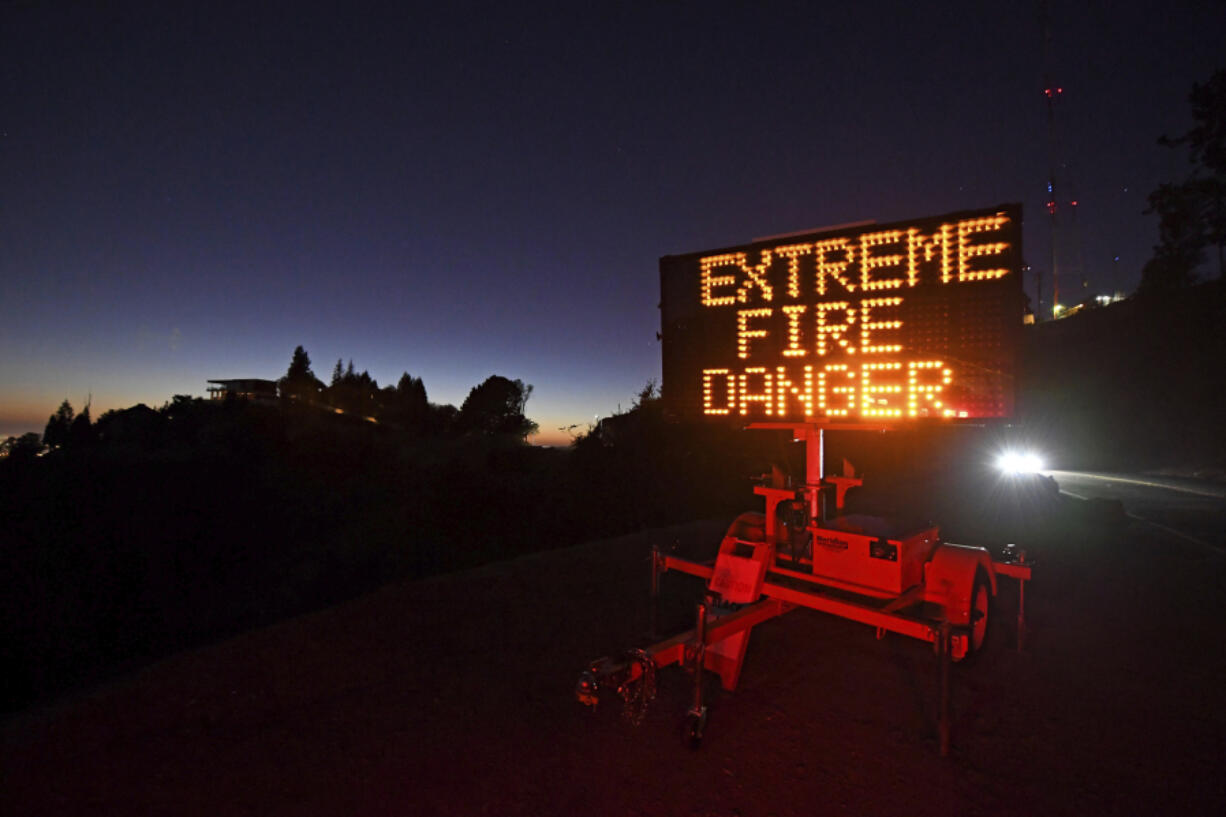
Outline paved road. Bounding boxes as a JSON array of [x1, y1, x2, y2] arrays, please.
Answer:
[[1047, 470, 1226, 549]]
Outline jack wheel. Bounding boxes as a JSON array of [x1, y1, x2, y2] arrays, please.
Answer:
[[684, 708, 707, 749]]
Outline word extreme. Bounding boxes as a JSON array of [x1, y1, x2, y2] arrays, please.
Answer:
[[659, 204, 1023, 424]]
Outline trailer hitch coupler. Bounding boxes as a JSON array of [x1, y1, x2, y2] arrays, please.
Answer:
[[576, 669, 600, 708]]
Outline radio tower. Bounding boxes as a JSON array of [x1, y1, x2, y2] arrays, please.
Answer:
[[1039, 0, 1087, 319]]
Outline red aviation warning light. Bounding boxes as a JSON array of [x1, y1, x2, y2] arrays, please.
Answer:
[[659, 204, 1025, 425]]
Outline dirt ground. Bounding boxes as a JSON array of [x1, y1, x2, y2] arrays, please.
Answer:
[[4, 500, 1225, 816]]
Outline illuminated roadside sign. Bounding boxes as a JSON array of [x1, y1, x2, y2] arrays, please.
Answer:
[[659, 204, 1024, 424]]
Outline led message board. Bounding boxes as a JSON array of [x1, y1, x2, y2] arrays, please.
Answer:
[[659, 204, 1024, 425]]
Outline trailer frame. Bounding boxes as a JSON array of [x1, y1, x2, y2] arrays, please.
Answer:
[[576, 422, 1034, 755]]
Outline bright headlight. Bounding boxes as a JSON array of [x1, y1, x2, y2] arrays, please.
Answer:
[[996, 451, 1044, 475]]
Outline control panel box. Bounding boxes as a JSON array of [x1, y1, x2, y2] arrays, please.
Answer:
[[809, 514, 939, 594]]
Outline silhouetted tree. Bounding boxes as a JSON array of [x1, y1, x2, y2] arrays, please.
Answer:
[[427, 402, 460, 435], [632, 378, 661, 411], [68, 404, 95, 448], [279, 345, 323, 403], [1143, 68, 1226, 291], [289, 346, 313, 379], [163, 394, 201, 416], [458, 375, 538, 440], [397, 372, 427, 407], [324, 358, 380, 416], [44, 400, 74, 449], [378, 372, 429, 427], [1140, 181, 1208, 294], [355, 370, 378, 417], [397, 373, 428, 421]]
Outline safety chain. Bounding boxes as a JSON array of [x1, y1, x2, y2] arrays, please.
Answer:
[[616, 649, 657, 726]]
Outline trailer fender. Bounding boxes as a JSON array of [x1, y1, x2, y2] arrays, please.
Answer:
[[923, 544, 996, 626], [712, 512, 772, 604]]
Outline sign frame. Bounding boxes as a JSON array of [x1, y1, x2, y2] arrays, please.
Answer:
[[659, 204, 1025, 427]]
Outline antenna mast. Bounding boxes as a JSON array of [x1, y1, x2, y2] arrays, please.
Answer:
[[1039, 0, 1087, 318]]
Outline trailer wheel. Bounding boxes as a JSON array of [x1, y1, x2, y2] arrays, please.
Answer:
[[968, 568, 992, 655]]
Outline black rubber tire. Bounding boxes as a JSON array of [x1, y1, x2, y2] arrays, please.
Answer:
[[967, 568, 992, 657]]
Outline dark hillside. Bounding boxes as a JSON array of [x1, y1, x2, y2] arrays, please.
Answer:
[[1017, 280, 1226, 470], [0, 398, 755, 713], [6, 284, 1222, 715]]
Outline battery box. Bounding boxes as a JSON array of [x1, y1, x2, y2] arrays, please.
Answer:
[[808, 514, 939, 595]]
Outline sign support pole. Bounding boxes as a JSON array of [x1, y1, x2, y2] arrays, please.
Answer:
[[802, 425, 823, 522]]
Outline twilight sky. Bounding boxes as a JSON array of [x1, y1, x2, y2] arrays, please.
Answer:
[[2, 1, 1222, 443]]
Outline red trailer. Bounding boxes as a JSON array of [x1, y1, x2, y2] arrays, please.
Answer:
[[575, 423, 1033, 754]]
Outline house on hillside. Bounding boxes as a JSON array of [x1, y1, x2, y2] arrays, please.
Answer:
[[207, 379, 279, 402]]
